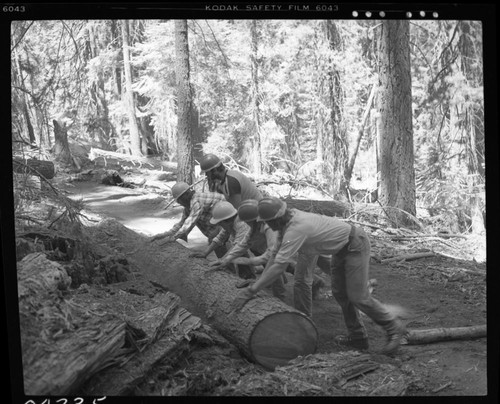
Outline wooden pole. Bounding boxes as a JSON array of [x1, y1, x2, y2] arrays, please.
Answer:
[[402, 325, 486, 345]]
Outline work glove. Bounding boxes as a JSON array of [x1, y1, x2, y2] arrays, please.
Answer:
[[231, 286, 256, 312]]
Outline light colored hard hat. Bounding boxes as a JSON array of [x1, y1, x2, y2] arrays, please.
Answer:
[[257, 197, 287, 221], [171, 182, 190, 200], [200, 153, 222, 173], [238, 199, 259, 222], [210, 201, 238, 224]]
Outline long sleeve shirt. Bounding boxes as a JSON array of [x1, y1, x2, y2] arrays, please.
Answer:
[[212, 216, 252, 249], [170, 191, 227, 241]]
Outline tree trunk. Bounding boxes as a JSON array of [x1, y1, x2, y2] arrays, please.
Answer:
[[344, 84, 377, 190], [377, 20, 416, 227], [53, 119, 73, 165], [250, 20, 262, 175], [323, 20, 348, 195], [121, 20, 142, 157], [174, 19, 195, 184]]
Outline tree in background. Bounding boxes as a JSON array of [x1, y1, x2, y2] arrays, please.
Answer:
[[121, 20, 142, 156], [174, 19, 195, 183], [377, 20, 416, 226]]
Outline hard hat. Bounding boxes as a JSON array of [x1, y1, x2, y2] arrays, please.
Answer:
[[238, 199, 259, 222], [210, 201, 237, 224], [171, 182, 190, 200], [257, 197, 287, 221], [200, 154, 222, 172]]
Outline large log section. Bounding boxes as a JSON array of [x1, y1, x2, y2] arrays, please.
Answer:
[[91, 218, 318, 370], [159, 241, 319, 370]]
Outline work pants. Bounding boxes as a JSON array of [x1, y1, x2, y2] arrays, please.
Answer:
[[331, 225, 400, 338]]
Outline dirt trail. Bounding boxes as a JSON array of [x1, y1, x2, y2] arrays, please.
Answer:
[[65, 179, 488, 396]]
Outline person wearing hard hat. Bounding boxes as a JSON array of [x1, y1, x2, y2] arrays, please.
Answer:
[[208, 199, 286, 300], [190, 200, 255, 279], [199, 154, 263, 209], [150, 182, 228, 258], [231, 196, 406, 356]]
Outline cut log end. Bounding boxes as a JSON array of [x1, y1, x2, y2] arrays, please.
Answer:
[[249, 312, 318, 370]]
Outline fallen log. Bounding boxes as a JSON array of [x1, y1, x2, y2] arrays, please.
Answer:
[[89, 147, 177, 171], [13, 157, 55, 179], [169, 247, 319, 370], [402, 325, 486, 345], [380, 252, 435, 263], [284, 198, 352, 218], [17, 254, 202, 395], [92, 218, 319, 370]]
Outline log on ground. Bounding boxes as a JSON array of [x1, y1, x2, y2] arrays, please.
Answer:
[[284, 198, 352, 218], [403, 325, 487, 345], [159, 241, 319, 370], [91, 218, 319, 371], [13, 157, 55, 179], [17, 254, 202, 395]]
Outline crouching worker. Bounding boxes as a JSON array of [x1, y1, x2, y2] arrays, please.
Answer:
[[191, 201, 255, 279], [150, 182, 228, 258], [231, 197, 406, 356], [209, 199, 286, 300]]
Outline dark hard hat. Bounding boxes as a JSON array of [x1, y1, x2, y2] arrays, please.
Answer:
[[200, 154, 222, 172], [238, 199, 259, 222], [171, 182, 190, 200], [257, 197, 287, 222]]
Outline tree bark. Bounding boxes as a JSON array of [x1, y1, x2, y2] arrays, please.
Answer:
[[18, 253, 202, 395], [174, 19, 195, 184], [249, 19, 263, 175], [121, 20, 143, 157], [377, 20, 416, 227]]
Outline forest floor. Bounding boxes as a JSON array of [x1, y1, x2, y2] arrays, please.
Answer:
[[24, 160, 488, 397]]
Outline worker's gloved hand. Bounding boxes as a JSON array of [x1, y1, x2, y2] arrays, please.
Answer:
[[231, 286, 256, 312], [208, 259, 229, 270]]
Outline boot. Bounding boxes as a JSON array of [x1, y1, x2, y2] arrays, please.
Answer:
[[335, 335, 369, 350], [381, 319, 406, 355]]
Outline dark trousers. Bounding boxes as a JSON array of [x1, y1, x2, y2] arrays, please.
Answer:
[[331, 226, 399, 338]]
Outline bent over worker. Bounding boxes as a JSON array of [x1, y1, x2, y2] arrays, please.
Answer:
[[150, 182, 228, 258], [211, 199, 286, 300], [199, 154, 263, 209], [231, 197, 406, 355], [191, 200, 255, 279]]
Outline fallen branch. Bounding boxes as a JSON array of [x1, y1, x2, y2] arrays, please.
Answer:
[[385, 234, 467, 240], [402, 325, 486, 345], [380, 252, 435, 263]]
